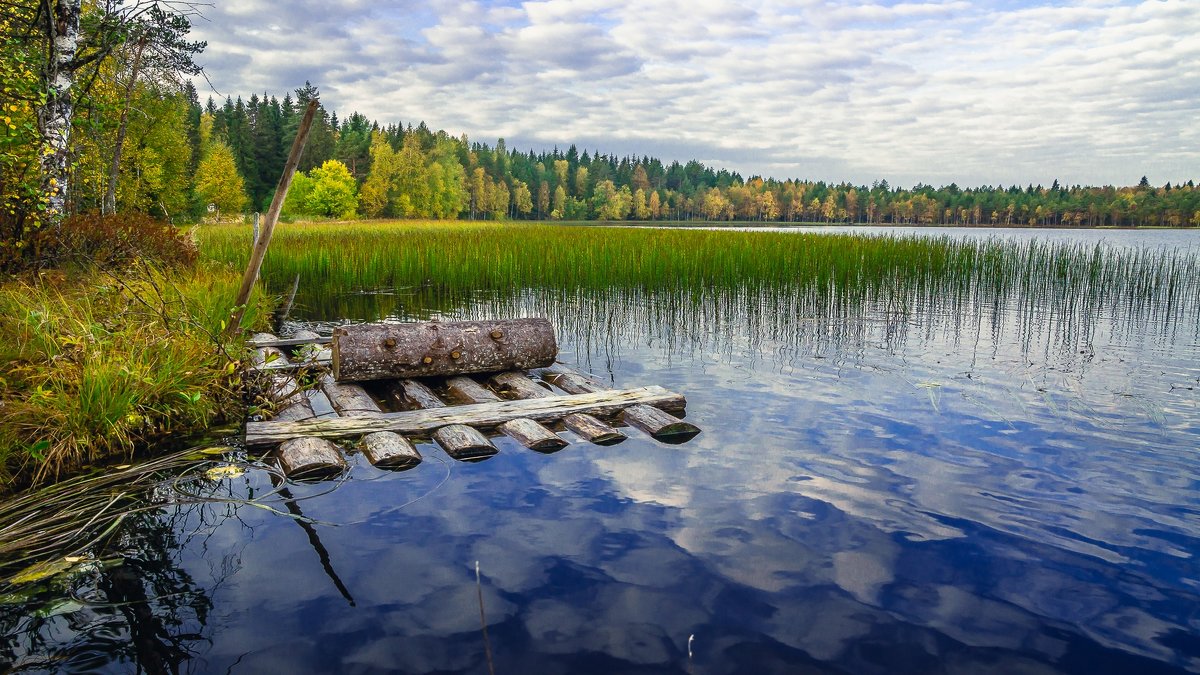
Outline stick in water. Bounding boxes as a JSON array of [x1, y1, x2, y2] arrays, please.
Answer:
[[476, 561, 495, 675]]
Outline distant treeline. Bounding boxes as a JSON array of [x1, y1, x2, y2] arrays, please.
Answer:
[[157, 83, 1200, 227]]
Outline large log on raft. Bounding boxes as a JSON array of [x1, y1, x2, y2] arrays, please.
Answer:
[[332, 319, 557, 382]]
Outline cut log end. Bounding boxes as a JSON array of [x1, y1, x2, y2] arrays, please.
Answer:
[[433, 424, 498, 461], [360, 431, 422, 471], [277, 437, 347, 481]]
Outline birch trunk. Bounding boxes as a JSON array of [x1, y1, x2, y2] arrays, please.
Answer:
[[38, 0, 82, 227]]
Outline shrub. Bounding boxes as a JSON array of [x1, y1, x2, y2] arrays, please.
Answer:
[[50, 212, 199, 270]]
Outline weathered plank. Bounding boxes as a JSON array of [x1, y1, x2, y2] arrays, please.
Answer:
[[491, 371, 625, 446], [276, 437, 347, 481], [247, 336, 333, 349], [318, 374, 385, 418], [398, 379, 498, 461], [447, 376, 567, 452], [332, 319, 557, 382], [248, 355, 332, 373], [245, 386, 684, 447], [537, 364, 700, 443]]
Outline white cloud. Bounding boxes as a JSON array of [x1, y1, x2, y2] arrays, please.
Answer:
[[189, 0, 1200, 187]]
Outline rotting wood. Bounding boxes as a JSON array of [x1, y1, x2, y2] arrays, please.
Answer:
[[332, 318, 557, 382], [245, 386, 684, 447], [398, 379, 498, 461], [276, 437, 347, 481], [252, 334, 313, 421], [537, 365, 700, 443], [318, 373, 422, 470], [447, 376, 567, 453], [491, 371, 625, 446]]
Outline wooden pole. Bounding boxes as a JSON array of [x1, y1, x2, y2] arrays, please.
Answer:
[[226, 99, 320, 336]]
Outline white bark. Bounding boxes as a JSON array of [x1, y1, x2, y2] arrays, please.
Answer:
[[39, 0, 82, 226]]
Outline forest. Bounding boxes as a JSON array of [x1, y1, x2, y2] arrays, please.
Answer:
[[2, 1, 1199, 270]]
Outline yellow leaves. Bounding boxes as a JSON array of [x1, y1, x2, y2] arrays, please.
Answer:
[[204, 464, 245, 480]]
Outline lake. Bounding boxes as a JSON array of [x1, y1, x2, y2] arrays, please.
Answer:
[[4, 225, 1199, 673]]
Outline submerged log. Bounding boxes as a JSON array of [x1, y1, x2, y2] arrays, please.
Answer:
[[332, 319, 557, 382], [245, 386, 684, 447], [398, 379, 498, 461], [491, 371, 625, 446], [538, 364, 700, 443], [276, 437, 347, 481], [447, 376, 567, 452], [319, 374, 422, 470]]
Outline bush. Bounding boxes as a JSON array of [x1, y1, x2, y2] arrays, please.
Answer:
[[50, 212, 199, 270]]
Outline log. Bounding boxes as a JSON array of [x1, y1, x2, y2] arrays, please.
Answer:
[[491, 371, 625, 446], [276, 437, 347, 481], [332, 318, 557, 382], [245, 386, 684, 447], [447, 376, 567, 452], [319, 374, 422, 470], [251, 334, 345, 480], [360, 431, 422, 470], [538, 365, 700, 443], [397, 379, 498, 461]]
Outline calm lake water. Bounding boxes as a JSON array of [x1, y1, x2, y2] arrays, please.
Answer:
[[4, 227, 1200, 673]]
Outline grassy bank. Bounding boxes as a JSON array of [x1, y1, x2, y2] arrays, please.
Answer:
[[0, 262, 269, 489]]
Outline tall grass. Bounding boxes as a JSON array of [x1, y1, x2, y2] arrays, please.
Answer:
[[197, 221, 1200, 338], [0, 263, 270, 487]]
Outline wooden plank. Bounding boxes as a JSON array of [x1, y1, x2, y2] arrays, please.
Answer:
[[332, 318, 557, 382], [277, 437, 347, 481], [537, 365, 700, 443], [398, 379, 498, 461], [448, 376, 566, 452], [491, 371, 625, 446], [247, 336, 333, 349], [248, 355, 332, 373], [245, 386, 684, 447]]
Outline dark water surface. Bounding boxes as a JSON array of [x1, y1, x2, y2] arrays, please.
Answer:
[[4, 229, 1200, 673]]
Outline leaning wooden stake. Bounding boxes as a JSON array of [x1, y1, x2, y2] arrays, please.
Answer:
[[226, 99, 320, 336]]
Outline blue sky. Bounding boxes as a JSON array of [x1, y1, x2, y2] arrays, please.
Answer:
[[190, 0, 1198, 188]]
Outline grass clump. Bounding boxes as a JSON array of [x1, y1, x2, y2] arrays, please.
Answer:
[[0, 216, 270, 490]]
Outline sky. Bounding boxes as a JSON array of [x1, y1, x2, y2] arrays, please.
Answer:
[[188, 0, 1198, 189]]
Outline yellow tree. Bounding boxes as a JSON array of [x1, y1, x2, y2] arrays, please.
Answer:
[[359, 131, 397, 218], [193, 141, 246, 218]]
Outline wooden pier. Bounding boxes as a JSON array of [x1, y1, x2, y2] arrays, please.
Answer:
[[245, 319, 700, 480]]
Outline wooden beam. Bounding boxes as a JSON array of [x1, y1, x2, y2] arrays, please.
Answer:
[[537, 365, 700, 443], [245, 386, 684, 447], [491, 371, 625, 446]]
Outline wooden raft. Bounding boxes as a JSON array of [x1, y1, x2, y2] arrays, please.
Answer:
[[246, 320, 700, 480]]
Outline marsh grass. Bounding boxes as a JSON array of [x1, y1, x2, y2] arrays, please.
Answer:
[[198, 221, 1200, 334], [0, 263, 270, 487]]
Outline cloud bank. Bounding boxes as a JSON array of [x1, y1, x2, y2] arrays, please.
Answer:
[[190, 0, 1199, 187]]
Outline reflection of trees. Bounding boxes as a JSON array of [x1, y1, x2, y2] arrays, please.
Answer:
[[0, 508, 213, 673]]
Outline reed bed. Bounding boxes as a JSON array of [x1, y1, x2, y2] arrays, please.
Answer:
[[198, 221, 1200, 333]]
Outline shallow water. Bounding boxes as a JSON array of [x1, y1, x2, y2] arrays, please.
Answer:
[[4, 229, 1199, 673]]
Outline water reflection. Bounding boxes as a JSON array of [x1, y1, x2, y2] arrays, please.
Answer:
[[6, 232, 1200, 672]]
